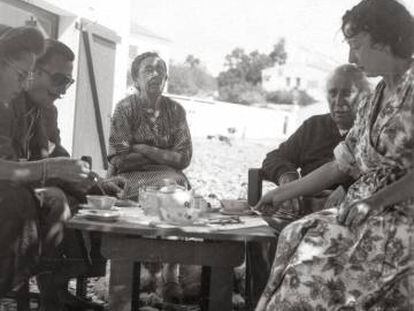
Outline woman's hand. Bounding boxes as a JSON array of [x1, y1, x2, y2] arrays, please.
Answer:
[[337, 200, 371, 227], [324, 186, 346, 209], [254, 189, 284, 215], [132, 144, 151, 154], [116, 153, 152, 173]]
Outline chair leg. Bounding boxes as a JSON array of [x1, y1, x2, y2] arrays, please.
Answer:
[[16, 281, 30, 311], [200, 266, 211, 311], [76, 277, 88, 298], [132, 262, 141, 311]]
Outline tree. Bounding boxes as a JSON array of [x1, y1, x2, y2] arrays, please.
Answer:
[[217, 38, 288, 104], [167, 56, 217, 97]]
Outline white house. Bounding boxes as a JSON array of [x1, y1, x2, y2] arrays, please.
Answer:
[[262, 44, 339, 102]]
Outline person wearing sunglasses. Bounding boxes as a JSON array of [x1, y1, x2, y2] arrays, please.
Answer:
[[8, 39, 75, 159], [0, 33, 126, 310]]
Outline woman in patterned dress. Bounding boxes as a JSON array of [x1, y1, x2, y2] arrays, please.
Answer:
[[108, 52, 192, 199], [108, 52, 193, 303], [254, 0, 414, 310]]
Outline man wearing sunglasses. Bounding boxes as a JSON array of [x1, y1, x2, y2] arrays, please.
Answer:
[[20, 39, 75, 158], [0, 39, 125, 310]]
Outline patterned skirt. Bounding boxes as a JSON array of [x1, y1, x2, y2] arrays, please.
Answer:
[[119, 165, 189, 199]]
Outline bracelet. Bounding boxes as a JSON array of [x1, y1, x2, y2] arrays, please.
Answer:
[[41, 160, 47, 187]]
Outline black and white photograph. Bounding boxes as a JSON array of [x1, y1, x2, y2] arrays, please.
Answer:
[[0, 0, 413, 310]]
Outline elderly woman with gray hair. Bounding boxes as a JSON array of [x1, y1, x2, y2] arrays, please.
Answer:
[[108, 52, 192, 199], [108, 52, 193, 303]]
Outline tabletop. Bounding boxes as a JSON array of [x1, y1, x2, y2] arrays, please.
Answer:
[[66, 207, 277, 242]]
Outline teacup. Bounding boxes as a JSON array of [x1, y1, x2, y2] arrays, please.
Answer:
[[86, 195, 117, 210]]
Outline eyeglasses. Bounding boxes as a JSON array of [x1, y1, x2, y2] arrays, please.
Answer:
[[3, 57, 34, 86], [38, 67, 74, 92]]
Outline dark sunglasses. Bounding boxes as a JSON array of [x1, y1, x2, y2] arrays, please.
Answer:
[[38, 67, 74, 91]]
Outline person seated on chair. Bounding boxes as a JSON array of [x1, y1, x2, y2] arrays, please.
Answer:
[[262, 63, 371, 215], [0, 30, 125, 310], [108, 52, 192, 303], [254, 1, 414, 309], [247, 64, 371, 308]]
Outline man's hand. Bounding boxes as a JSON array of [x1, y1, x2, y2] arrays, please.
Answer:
[[46, 157, 90, 184], [99, 176, 127, 197], [278, 171, 300, 185]]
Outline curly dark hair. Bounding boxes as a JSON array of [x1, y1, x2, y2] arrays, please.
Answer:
[[342, 0, 414, 59], [0, 26, 44, 60], [130, 51, 166, 82]]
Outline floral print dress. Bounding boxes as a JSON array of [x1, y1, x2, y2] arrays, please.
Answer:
[[108, 94, 192, 198], [256, 64, 414, 311]]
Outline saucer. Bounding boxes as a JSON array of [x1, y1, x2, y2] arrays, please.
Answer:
[[77, 209, 121, 222], [78, 203, 120, 211]]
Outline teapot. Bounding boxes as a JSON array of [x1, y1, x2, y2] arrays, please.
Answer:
[[156, 184, 201, 225]]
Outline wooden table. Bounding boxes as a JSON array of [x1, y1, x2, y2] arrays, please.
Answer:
[[67, 212, 276, 311]]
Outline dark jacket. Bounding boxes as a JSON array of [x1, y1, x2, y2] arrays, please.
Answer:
[[262, 113, 345, 185]]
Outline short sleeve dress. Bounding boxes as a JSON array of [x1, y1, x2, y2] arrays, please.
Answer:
[[256, 64, 414, 311]]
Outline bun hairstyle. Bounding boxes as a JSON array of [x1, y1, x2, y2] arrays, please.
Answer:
[[0, 26, 44, 60]]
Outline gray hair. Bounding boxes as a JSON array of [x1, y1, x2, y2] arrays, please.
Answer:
[[326, 64, 371, 92]]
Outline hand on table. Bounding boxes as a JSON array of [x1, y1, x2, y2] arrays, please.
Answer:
[[46, 157, 90, 184], [99, 176, 128, 198]]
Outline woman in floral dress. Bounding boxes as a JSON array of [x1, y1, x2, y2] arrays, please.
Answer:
[[254, 1, 414, 310]]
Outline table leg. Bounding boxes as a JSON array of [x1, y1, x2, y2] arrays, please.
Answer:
[[208, 266, 233, 311], [109, 259, 135, 311]]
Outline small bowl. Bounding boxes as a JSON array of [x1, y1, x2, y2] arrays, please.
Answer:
[[86, 195, 117, 210]]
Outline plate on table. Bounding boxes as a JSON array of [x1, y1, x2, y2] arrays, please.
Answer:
[[77, 209, 121, 222]]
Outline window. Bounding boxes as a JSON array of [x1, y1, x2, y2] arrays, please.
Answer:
[[296, 77, 301, 88]]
